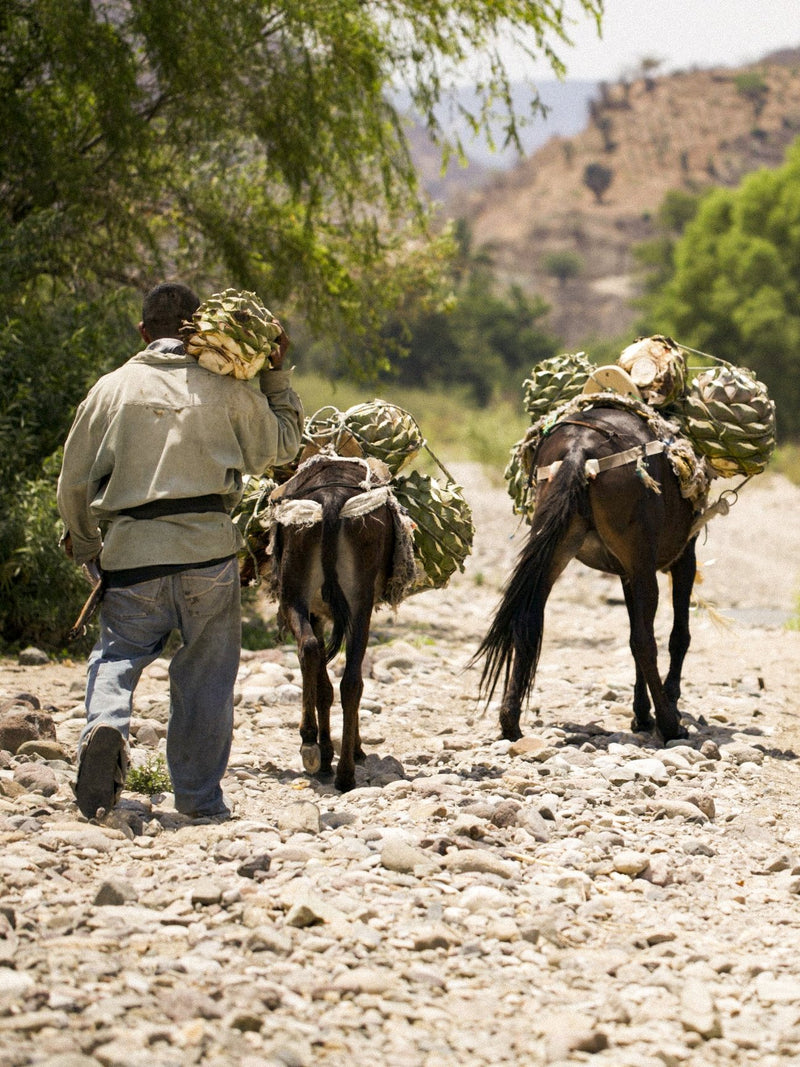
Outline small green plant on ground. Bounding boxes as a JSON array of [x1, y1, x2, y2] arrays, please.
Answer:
[[126, 754, 172, 795]]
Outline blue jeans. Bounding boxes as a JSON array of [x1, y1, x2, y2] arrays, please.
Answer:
[[80, 558, 241, 815]]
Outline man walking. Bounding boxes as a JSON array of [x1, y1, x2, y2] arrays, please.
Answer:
[[58, 282, 303, 821]]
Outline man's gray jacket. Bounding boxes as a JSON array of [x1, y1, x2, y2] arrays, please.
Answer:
[[57, 338, 304, 570]]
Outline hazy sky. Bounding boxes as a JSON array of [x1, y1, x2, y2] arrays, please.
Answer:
[[496, 0, 800, 82]]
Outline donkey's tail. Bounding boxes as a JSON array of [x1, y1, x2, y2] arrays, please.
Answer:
[[320, 499, 351, 662], [472, 455, 586, 706]]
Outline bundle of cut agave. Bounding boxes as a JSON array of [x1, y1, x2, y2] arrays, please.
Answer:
[[391, 470, 474, 591], [341, 401, 424, 474], [522, 352, 593, 422], [504, 438, 537, 521], [233, 474, 276, 537], [183, 289, 282, 380], [678, 363, 776, 477], [617, 335, 687, 407], [299, 406, 363, 463]]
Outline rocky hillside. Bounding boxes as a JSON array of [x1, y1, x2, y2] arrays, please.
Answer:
[[445, 49, 800, 349]]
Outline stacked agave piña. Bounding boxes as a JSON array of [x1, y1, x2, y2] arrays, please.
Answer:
[[617, 335, 687, 407], [506, 352, 593, 517], [391, 469, 474, 591], [504, 440, 537, 521], [293, 400, 473, 592], [183, 289, 282, 380], [522, 352, 593, 420], [341, 401, 424, 474], [679, 364, 776, 477]]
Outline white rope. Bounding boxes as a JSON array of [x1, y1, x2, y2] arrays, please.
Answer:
[[270, 499, 323, 527], [535, 439, 666, 483], [267, 486, 391, 529], [340, 486, 390, 519]]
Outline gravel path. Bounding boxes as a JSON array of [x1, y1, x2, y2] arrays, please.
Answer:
[[1, 464, 800, 1066]]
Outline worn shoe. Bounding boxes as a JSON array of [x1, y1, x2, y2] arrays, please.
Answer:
[[190, 807, 233, 825], [75, 725, 128, 820]]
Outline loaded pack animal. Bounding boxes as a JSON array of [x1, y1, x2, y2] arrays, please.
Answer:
[[475, 405, 701, 745], [244, 453, 411, 792]]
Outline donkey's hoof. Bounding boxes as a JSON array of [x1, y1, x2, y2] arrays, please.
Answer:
[[300, 744, 322, 775], [631, 713, 655, 734], [500, 724, 523, 742]]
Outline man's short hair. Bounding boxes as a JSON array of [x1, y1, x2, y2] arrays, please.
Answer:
[[142, 283, 200, 339]]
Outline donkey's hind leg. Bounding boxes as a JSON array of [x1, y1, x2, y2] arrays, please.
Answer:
[[624, 569, 684, 743], [287, 605, 325, 776], [664, 538, 697, 710], [311, 614, 335, 776], [621, 578, 654, 733], [336, 604, 372, 793], [499, 648, 538, 742]]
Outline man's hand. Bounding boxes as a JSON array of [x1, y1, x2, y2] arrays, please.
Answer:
[[269, 323, 290, 370], [61, 530, 74, 559]]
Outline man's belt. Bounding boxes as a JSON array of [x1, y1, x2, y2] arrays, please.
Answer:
[[118, 494, 228, 520]]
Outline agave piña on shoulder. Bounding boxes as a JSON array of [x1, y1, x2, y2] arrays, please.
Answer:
[[183, 289, 283, 380]]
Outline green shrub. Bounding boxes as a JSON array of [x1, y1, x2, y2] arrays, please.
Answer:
[[126, 754, 172, 795], [0, 453, 94, 652]]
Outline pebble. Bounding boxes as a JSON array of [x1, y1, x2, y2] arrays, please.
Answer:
[[380, 836, 439, 875], [12, 762, 59, 796], [277, 800, 321, 835]]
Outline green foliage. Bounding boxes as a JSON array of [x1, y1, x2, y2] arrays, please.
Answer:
[[634, 189, 703, 299], [241, 599, 283, 651], [0, 290, 136, 491], [384, 278, 558, 405], [639, 139, 800, 437], [126, 754, 172, 796], [542, 250, 583, 285], [583, 162, 614, 203], [771, 442, 800, 486], [1, 0, 602, 374], [0, 453, 93, 650], [657, 189, 702, 235], [735, 72, 769, 118], [366, 222, 560, 405]]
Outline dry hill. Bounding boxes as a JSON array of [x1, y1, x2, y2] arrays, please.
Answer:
[[452, 50, 800, 349]]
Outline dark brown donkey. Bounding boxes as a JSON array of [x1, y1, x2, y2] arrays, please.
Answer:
[[474, 406, 701, 744], [267, 455, 399, 792]]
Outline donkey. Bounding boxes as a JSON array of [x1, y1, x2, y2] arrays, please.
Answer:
[[262, 453, 405, 791], [474, 406, 701, 744]]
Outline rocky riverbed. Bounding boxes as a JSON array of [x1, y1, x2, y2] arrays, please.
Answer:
[[1, 464, 800, 1067]]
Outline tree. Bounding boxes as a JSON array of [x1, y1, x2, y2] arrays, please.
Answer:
[[634, 189, 702, 298], [1, 1, 602, 347], [0, 0, 603, 646], [638, 56, 663, 91], [542, 249, 583, 286], [640, 139, 800, 438], [375, 221, 559, 405], [1, 0, 603, 408], [735, 71, 769, 120], [583, 162, 614, 204]]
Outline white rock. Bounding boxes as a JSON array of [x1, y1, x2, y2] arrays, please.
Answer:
[[627, 757, 669, 783]]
